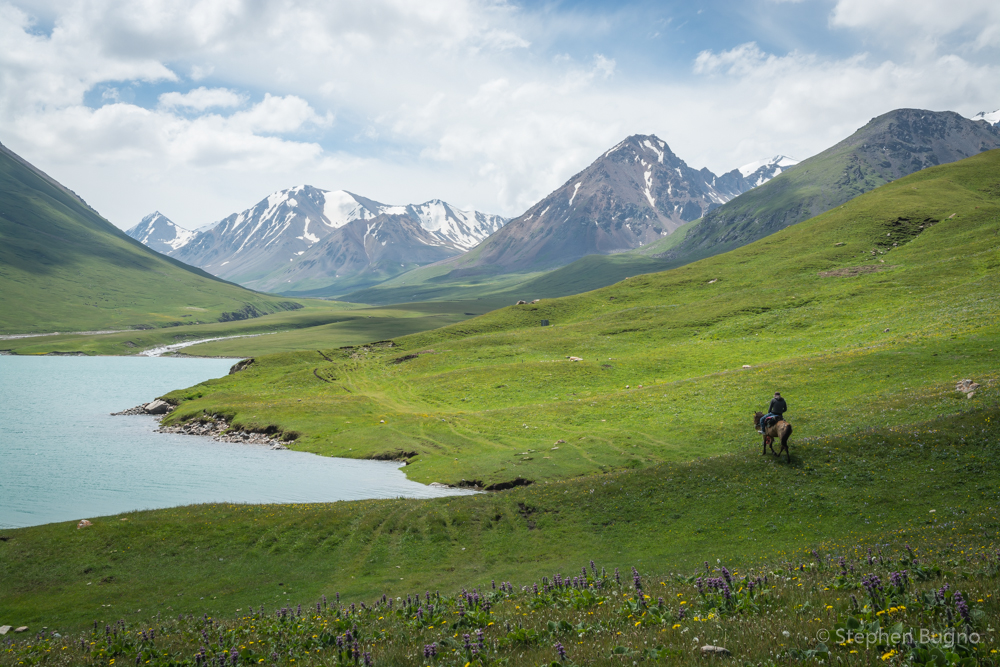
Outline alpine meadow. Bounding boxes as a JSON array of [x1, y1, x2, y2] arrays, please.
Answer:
[[3, 142, 1000, 665]]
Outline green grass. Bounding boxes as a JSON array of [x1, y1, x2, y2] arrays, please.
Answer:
[[0, 301, 503, 358], [1, 403, 998, 640], [145, 150, 1000, 487], [2, 527, 998, 666], [0, 142, 301, 334]]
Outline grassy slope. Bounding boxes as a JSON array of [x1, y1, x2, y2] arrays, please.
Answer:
[[1, 405, 997, 634], [0, 143, 299, 334], [1, 152, 999, 647], [146, 150, 1000, 489], [0, 301, 502, 358]]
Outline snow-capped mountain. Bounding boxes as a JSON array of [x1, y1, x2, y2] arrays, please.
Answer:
[[432, 134, 776, 273], [125, 212, 195, 255], [738, 155, 799, 188], [146, 185, 506, 292], [254, 212, 478, 294], [972, 109, 1000, 126]]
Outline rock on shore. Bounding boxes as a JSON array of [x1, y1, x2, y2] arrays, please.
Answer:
[[156, 417, 290, 449], [111, 400, 175, 416], [113, 401, 290, 449]]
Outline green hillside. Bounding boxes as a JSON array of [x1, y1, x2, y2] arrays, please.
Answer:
[[0, 142, 303, 334], [659, 108, 1000, 268], [145, 149, 1000, 489]]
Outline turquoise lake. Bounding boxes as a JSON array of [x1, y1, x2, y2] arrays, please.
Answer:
[[0, 356, 469, 529]]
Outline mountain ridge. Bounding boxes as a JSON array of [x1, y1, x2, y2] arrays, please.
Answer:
[[401, 133, 788, 278], [128, 186, 507, 293], [659, 108, 1000, 265]]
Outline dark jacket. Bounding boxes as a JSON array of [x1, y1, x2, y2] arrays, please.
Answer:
[[769, 396, 787, 417]]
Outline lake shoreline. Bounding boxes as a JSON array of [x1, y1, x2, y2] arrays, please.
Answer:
[[1, 356, 472, 530]]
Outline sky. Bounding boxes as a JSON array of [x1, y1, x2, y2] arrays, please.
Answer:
[[1, 0, 998, 230]]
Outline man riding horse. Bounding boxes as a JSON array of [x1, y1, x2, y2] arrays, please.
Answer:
[[763, 392, 786, 429], [754, 391, 792, 461]]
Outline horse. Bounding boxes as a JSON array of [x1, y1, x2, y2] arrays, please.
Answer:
[[753, 411, 792, 462]]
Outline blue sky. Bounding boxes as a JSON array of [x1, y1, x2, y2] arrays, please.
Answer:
[[1, 0, 998, 228]]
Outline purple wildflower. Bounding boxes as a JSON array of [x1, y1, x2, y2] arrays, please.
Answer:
[[555, 641, 568, 662], [954, 592, 971, 625]]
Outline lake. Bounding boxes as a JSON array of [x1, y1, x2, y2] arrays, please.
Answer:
[[0, 356, 471, 529]]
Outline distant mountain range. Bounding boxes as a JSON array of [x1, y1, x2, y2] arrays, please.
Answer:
[[127, 188, 507, 294], [126, 106, 1000, 305], [418, 135, 795, 276], [343, 107, 1000, 305]]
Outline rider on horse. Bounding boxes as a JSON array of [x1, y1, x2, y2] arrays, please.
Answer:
[[761, 392, 787, 431]]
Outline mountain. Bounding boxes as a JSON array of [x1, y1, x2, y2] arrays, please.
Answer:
[[656, 108, 1000, 265], [125, 211, 195, 255], [260, 211, 489, 295], [972, 109, 1000, 126], [342, 109, 1000, 306], [412, 134, 778, 276], [146, 186, 506, 294], [0, 140, 302, 335], [738, 155, 799, 187]]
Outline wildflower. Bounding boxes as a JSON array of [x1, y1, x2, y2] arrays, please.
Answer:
[[554, 642, 568, 662], [953, 592, 972, 625]]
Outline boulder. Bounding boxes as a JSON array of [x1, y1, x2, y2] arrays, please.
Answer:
[[14, 626, 28, 633], [0, 626, 10, 635], [742, 364, 752, 369], [956, 379, 980, 394], [77, 519, 92, 529], [515, 300, 527, 305], [701, 645, 731, 657], [143, 399, 172, 415], [568, 356, 583, 362], [229, 358, 255, 375]]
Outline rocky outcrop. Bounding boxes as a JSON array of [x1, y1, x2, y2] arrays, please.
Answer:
[[112, 400, 175, 416], [229, 358, 254, 374], [156, 416, 292, 449]]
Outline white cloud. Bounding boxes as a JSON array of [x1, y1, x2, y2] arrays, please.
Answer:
[[0, 0, 997, 231], [159, 86, 245, 110], [830, 0, 1000, 51]]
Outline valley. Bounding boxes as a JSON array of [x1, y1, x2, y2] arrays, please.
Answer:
[[2, 115, 999, 667]]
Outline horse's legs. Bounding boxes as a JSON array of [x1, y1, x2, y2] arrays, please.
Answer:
[[762, 433, 768, 455]]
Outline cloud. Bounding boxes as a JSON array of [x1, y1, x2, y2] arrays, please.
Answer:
[[830, 0, 1000, 51], [159, 87, 246, 110], [0, 0, 997, 230], [14, 95, 327, 170]]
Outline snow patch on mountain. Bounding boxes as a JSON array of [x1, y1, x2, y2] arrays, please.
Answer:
[[738, 155, 798, 178], [971, 109, 1000, 126]]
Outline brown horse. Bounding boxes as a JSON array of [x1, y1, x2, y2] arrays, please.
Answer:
[[753, 411, 792, 462]]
